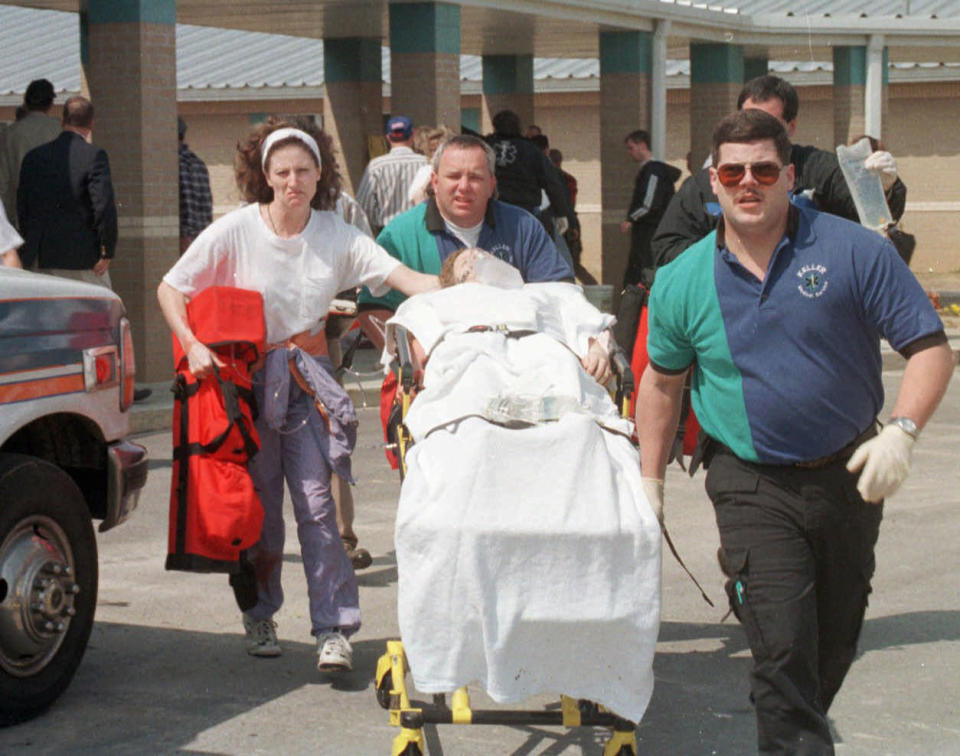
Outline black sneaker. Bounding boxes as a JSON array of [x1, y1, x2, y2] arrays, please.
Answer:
[[133, 387, 152, 402]]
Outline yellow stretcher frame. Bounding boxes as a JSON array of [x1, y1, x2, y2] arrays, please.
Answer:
[[374, 640, 640, 756], [378, 327, 638, 756]]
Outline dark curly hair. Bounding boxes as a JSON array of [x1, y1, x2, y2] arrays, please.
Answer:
[[234, 116, 341, 211]]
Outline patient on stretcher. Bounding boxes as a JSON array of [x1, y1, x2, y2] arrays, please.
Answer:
[[386, 249, 662, 723]]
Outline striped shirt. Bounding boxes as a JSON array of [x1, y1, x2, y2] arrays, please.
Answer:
[[355, 146, 428, 231]]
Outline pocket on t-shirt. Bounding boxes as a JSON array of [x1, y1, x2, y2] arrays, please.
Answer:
[[300, 277, 334, 326]]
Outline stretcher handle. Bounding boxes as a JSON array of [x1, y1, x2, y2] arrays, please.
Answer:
[[611, 348, 633, 393], [394, 325, 415, 392], [608, 334, 634, 413]]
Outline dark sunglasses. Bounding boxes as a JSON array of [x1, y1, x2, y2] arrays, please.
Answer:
[[715, 161, 783, 187]]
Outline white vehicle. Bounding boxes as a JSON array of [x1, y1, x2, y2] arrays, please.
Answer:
[[0, 268, 148, 724]]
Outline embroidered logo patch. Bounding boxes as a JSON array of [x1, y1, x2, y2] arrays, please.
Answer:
[[797, 264, 828, 298], [488, 242, 515, 265]]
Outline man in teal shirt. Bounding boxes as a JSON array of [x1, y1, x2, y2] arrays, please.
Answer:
[[637, 109, 952, 753], [358, 134, 572, 318]]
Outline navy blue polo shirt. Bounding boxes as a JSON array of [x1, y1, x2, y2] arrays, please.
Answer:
[[647, 205, 943, 464], [358, 198, 572, 311]]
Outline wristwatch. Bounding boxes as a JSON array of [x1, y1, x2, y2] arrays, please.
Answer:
[[888, 416, 919, 440]]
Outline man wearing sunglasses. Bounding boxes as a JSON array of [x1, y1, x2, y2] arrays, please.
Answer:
[[637, 108, 953, 754], [651, 75, 907, 268]]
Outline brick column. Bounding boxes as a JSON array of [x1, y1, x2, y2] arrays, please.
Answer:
[[689, 43, 744, 168], [599, 31, 652, 289], [481, 55, 534, 133], [323, 37, 383, 196], [833, 46, 867, 145], [84, 0, 178, 383], [389, 2, 460, 129]]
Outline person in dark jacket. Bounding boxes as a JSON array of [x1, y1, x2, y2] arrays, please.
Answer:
[[17, 95, 118, 288], [620, 129, 682, 288], [485, 110, 574, 237], [651, 75, 908, 269]]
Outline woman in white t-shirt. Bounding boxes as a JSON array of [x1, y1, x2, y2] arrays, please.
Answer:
[[158, 119, 437, 674]]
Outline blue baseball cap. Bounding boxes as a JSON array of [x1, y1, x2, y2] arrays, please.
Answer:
[[386, 115, 413, 141]]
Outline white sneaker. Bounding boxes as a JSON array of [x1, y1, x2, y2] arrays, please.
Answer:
[[317, 631, 353, 672], [243, 614, 281, 657]]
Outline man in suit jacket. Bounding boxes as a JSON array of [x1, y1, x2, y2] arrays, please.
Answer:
[[17, 95, 118, 288]]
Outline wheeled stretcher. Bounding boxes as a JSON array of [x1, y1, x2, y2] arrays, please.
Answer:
[[372, 282, 662, 756]]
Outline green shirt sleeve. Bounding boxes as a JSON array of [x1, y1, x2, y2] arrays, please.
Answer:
[[357, 223, 407, 311], [646, 272, 695, 372]]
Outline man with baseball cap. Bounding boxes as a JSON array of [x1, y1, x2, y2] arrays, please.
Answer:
[[355, 114, 428, 235]]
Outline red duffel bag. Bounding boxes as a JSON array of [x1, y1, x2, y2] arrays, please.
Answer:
[[630, 297, 700, 458], [165, 287, 267, 573]]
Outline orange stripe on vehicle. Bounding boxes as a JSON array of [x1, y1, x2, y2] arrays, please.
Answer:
[[0, 363, 76, 380], [0, 374, 85, 404]]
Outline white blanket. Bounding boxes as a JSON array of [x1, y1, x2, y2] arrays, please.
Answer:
[[384, 282, 630, 440], [391, 283, 662, 722]]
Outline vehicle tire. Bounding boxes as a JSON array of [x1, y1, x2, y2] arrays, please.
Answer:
[[0, 453, 98, 726]]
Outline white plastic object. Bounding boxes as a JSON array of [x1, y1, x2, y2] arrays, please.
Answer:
[[472, 253, 524, 289], [836, 137, 893, 235]]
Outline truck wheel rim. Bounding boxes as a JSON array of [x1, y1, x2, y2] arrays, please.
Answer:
[[0, 516, 78, 677]]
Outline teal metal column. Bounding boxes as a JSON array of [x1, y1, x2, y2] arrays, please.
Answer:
[[85, 0, 178, 382], [481, 55, 534, 133], [599, 30, 652, 290], [324, 37, 383, 195], [389, 2, 461, 130], [689, 42, 744, 168]]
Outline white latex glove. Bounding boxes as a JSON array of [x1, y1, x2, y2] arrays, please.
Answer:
[[642, 477, 664, 526], [556, 216, 570, 235], [845, 424, 915, 503], [864, 150, 898, 192]]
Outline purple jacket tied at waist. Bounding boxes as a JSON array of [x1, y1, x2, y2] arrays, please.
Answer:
[[260, 348, 358, 482]]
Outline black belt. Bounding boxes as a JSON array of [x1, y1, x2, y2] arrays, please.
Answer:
[[792, 424, 878, 469], [690, 424, 878, 475]]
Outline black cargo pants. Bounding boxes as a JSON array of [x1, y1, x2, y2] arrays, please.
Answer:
[[705, 449, 883, 755]]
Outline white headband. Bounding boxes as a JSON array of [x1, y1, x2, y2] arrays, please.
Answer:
[[261, 127, 322, 172]]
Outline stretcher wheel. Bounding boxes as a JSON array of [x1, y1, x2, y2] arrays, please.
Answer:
[[376, 670, 394, 710], [614, 746, 636, 756], [397, 743, 423, 756]]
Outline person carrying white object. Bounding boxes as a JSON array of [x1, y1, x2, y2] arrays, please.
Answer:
[[390, 248, 662, 723]]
